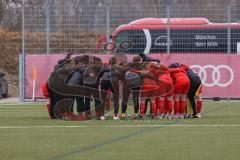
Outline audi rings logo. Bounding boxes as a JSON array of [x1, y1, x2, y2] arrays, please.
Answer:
[[190, 65, 234, 87]]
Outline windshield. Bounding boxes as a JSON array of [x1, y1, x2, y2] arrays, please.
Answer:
[[114, 29, 146, 54]]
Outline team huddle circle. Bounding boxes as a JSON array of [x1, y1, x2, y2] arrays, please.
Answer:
[[43, 54, 203, 121]]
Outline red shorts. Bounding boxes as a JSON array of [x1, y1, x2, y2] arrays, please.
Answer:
[[141, 78, 158, 98], [158, 74, 174, 96], [174, 76, 190, 94]]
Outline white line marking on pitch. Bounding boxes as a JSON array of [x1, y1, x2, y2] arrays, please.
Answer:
[[1, 124, 240, 129]]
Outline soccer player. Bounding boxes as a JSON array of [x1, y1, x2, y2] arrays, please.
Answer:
[[121, 57, 142, 119], [139, 62, 159, 118], [47, 54, 107, 120], [110, 63, 139, 119], [48, 53, 79, 120], [100, 57, 120, 120], [138, 53, 160, 112], [81, 61, 111, 120], [168, 64, 190, 119], [150, 64, 174, 119], [169, 63, 203, 118], [67, 65, 88, 120]]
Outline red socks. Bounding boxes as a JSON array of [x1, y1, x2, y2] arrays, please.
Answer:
[[159, 100, 165, 115], [151, 102, 157, 116], [167, 100, 173, 114], [197, 100, 202, 113], [179, 100, 187, 114], [174, 101, 179, 115], [140, 102, 145, 115], [105, 94, 111, 111], [155, 97, 160, 114]]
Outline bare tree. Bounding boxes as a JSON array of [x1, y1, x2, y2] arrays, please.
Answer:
[[0, 0, 7, 24], [0, 0, 33, 30]]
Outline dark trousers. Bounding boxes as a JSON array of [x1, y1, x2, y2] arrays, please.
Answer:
[[83, 84, 101, 114], [48, 87, 74, 118], [101, 79, 119, 114], [67, 70, 83, 113], [144, 98, 152, 114], [122, 85, 140, 114], [76, 96, 90, 113], [187, 79, 201, 115], [48, 71, 103, 117]]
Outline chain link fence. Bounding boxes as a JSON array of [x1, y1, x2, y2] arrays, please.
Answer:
[[19, 2, 240, 101], [22, 3, 240, 55]]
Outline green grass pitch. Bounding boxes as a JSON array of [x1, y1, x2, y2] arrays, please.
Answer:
[[0, 101, 240, 160]]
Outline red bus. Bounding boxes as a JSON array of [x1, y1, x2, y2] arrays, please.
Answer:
[[96, 18, 240, 54]]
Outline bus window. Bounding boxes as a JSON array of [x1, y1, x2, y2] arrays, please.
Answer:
[[114, 30, 146, 54]]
